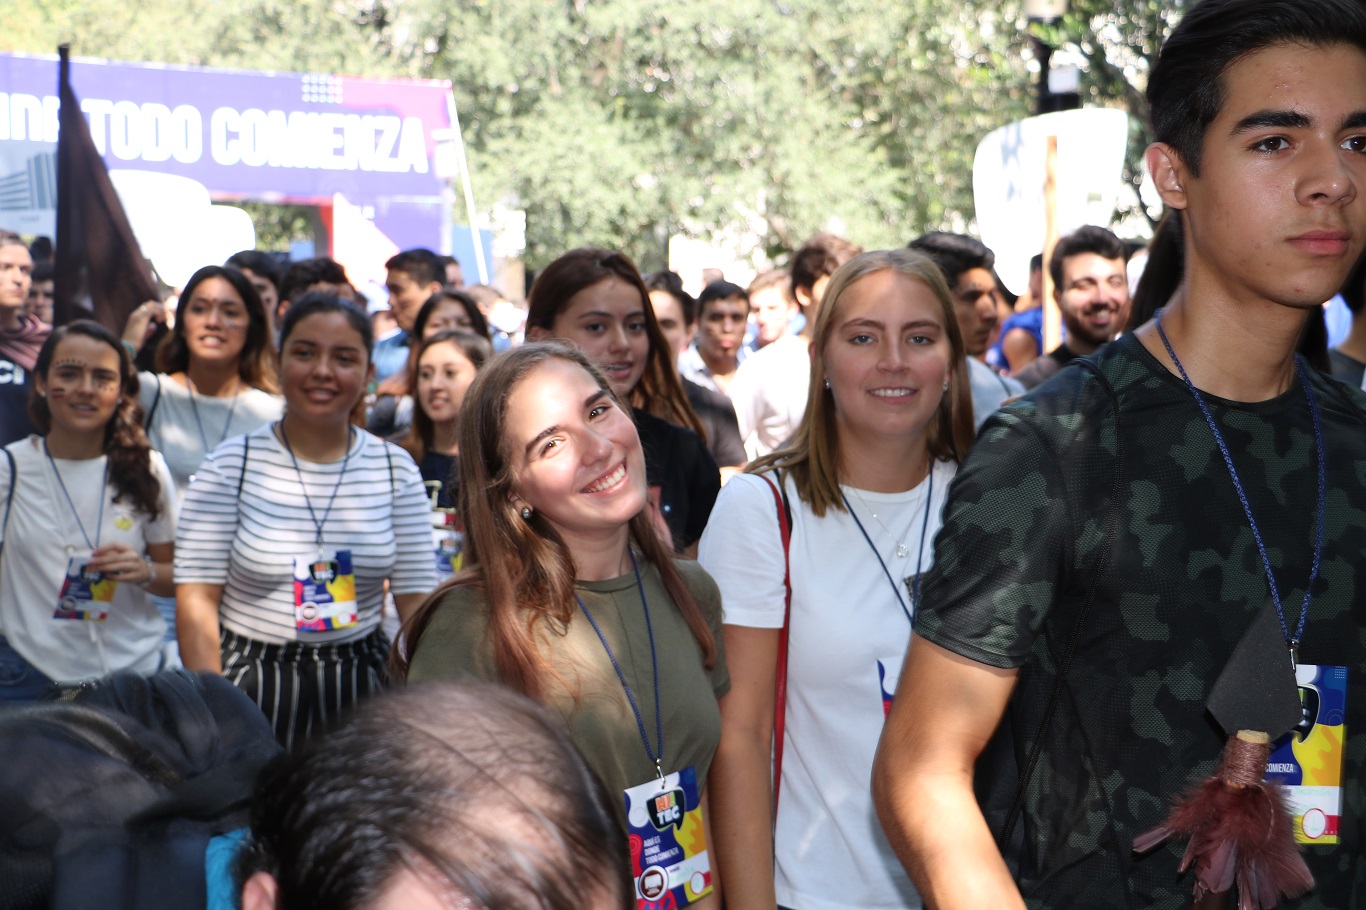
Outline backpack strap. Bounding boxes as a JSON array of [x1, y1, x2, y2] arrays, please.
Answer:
[[0, 446, 15, 558], [144, 373, 163, 431], [237, 433, 250, 499], [998, 358, 1125, 848], [757, 471, 793, 821]]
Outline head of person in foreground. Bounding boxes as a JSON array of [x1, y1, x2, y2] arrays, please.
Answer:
[[237, 681, 632, 910]]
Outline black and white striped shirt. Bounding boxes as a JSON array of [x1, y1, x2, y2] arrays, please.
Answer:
[[175, 424, 436, 644]]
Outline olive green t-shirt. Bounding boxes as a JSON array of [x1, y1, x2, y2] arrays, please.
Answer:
[[408, 558, 729, 805]]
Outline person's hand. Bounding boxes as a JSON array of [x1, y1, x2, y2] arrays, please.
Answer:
[[88, 543, 151, 584], [122, 300, 166, 351]]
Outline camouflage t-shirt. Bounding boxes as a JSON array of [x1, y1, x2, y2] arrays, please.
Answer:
[[916, 333, 1366, 909]]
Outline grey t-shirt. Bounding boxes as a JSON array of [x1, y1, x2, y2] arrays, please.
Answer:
[[138, 372, 283, 497]]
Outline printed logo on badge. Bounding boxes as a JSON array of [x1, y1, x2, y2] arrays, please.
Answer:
[[309, 559, 338, 584], [638, 866, 668, 900], [647, 786, 687, 832]]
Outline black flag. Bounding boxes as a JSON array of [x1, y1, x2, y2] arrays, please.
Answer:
[[53, 44, 160, 330]]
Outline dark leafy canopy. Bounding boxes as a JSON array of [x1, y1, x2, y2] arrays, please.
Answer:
[[13, 1, 1177, 268]]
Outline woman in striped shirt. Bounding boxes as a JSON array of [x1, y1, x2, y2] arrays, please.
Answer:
[[175, 292, 436, 747]]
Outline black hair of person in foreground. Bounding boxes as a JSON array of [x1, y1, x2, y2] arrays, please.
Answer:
[[237, 681, 631, 910]]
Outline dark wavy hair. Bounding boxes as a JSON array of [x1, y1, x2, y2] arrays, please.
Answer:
[[376, 291, 492, 399], [30, 321, 162, 520], [236, 682, 631, 910], [396, 329, 493, 464], [1147, 0, 1366, 177], [156, 265, 279, 393], [525, 247, 706, 439], [393, 342, 717, 699]]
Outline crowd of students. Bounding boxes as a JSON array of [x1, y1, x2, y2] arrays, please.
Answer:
[[3, 1, 1366, 907]]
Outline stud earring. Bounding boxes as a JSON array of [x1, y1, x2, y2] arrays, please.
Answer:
[[942, 379, 950, 392], [824, 378, 831, 390], [521, 506, 533, 520]]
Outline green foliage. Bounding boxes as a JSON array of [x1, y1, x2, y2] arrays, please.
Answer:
[[1032, 0, 1189, 224], [10, 0, 1169, 266]]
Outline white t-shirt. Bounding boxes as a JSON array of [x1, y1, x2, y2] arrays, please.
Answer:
[[0, 436, 176, 684], [138, 372, 284, 498], [727, 335, 811, 459], [175, 424, 437, 644], [699, 462, 956, 910]]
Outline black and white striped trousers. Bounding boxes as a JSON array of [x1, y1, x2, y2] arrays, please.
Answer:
[[220, 627, 389, 750]]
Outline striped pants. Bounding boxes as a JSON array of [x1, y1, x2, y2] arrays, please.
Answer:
[[220, 627, 388, 750]]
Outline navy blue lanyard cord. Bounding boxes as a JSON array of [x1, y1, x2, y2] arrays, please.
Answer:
[[840, 467, 935, 624], [1154, 313, 1325, 658], [44, 441, 108, 551], [575, 548, 664, 778], [278, 422, 354, 551], [187, 378, 241, 453]]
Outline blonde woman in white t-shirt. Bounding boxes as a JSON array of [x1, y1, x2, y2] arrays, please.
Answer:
[[0, 321, 176, 702], [700, 249, 975, 910]]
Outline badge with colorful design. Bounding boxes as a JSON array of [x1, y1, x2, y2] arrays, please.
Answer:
[[624, 766, 712, 908]]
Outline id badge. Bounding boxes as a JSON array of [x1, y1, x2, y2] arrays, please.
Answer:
[[1265, 664, 1348, 845], [54, 553, 117, 621], [624, 765, 712, 908], [293, 549, 359, 631], [431, 511, 464, 582], [877, 657, 903, 718]]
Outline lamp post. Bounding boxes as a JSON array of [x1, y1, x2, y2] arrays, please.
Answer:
[[1025, 0, 1068, 115]]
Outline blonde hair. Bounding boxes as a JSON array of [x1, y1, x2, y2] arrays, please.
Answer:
[[747, 248, 976, 516]]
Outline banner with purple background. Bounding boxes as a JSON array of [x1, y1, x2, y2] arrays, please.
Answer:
[[0, 52, 490, 263]]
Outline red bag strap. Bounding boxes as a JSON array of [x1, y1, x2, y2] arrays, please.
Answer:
[[759, 472, 792, 822]]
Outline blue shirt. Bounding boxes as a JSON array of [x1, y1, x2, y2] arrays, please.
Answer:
[[372, 329, 411, 384]]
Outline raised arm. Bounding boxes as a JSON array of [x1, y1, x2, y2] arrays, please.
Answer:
[[871, 634, 1023, 910]]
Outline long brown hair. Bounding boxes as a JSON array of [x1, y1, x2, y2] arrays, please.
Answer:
[[395, 329, 492, 463], [30, 321, 164, 520], [525, 248, 706, 439], [376, 290, 490, 398], [156, 265, 280, 393], [392, 342, 717, 699], [748, 248, 976, 516]]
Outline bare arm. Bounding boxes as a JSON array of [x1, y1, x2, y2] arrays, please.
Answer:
[[176, 582, 224, 673], [393, 591, 426, 625], [708, 624, 779, 910], [871, 635, 1023, 910]]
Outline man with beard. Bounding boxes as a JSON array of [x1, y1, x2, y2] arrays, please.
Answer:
[[1013, 226, 1130, 389]]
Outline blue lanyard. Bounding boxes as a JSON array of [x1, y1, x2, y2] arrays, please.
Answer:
[[187, 377, 241, 454], [575, 549, 665, 781], [1154, 313, 1325, 668], [840, 467, 936, 624], [44, 440, 108, 551], [278, 422, 354, 552]]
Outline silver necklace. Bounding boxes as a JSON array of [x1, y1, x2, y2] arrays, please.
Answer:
[[847, 482, 925, 559]]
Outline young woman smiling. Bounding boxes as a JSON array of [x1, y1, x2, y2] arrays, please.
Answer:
[[175, 293, 436, 747], [369, 290, 490, 439], [139, 265, 283, 497], [699, 250, 975, 910], [0, 321, 177, 702], [526, 248, 720, 553], [397, 342, 728, 908]]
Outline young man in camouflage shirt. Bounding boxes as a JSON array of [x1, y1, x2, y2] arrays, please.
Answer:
[[873, 1, 1366, 907]]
